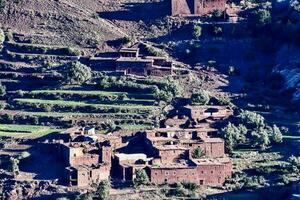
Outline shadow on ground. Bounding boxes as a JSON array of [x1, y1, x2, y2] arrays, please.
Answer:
[[19, 132, 66, 182], [99, 0, 170, 22]]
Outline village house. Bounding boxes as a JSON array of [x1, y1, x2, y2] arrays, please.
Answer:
[[89, 46, 174, 77], [181, 105, 233, 122], [116, 48, 174, 77], [171, 0, 228, 16]]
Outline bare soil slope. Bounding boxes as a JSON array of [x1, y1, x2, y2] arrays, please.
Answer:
[[0, 0, 127, 49]]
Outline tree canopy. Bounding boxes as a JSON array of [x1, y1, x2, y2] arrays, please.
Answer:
[[95, 180, 110, 200], [133, 169, 149, 188], [191, 89, 210, 105], [63, 61, 92, 85]]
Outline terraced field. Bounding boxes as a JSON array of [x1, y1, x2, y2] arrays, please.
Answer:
[[0, 38, 164, 132], [0, 124, 60, 138]]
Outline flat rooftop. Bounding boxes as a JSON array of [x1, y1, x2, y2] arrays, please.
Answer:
[[119, 47, 139, 52], [154, 144, 187, 151], [116, 57, 153, 63], [191, 157, 231, 166], [115, 153, 147, 161]]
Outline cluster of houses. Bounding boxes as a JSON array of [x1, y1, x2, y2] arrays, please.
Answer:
[[42, 0, 237, 188], [44, 105, 234, 188]]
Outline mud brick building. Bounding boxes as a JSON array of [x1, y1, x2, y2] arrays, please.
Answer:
[[65, 164, 110, 188], [181, 105, 233, 122], [171, 0, 227, 16], [116, 47, 174, 77], [148, 157, 231, 185], [54, 127, 123, 187]]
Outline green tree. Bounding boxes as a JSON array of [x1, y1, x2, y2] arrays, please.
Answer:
[[268, 125, 283, 143], [251, 128, 270, 150], [193, 24, 202, 39], [191, 89, 210, 105], [156, 76, 183, 102], [222, 122, 240, 152], [222, 123, 248, 152], [192, 148, 204, 159], [99, 75, 112, 89], [287, 155, 300, 173], [95, 180, 110, 200], [133, 169, 149, 188], [63, 61, 92, 84], [238, 110, 265, 128], [162, 76, 183, 98]]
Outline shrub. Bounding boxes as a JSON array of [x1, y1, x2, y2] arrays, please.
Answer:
[[76, 192, 93, 200], [169, 183, 189, 197], [252, 9, 271, 27], [191, 89, 210, 105], [0, 102, 5, 110], [8, 158, 19, 176], [0, 0, 5, 11], [215, 96, 232, 106], [181, 182, 198, 192], [243, 175, 266, 189], [212, 10, 223, 19], [212, 26, 223, 36], [0, 28, 4, 45], [0, 82, 6, 97], [193, 24, 202, 39], [145, 45, 165, 57], [95, 180, 110, 200]]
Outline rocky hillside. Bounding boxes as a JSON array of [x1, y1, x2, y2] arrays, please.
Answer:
[[0, 0, 127, 50]]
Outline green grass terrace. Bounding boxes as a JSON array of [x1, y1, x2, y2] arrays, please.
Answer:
[[14, 98, 157, 109], [0, 124, 61, 138], [29, 90, 156, 99]]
